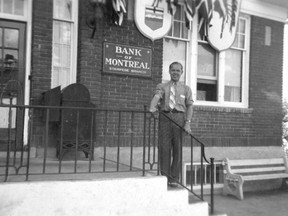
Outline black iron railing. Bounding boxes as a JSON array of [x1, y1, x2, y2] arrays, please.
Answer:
[[0, 104, 158, 179], [0, 103, 214, 213], [156, 110, 215, 214]]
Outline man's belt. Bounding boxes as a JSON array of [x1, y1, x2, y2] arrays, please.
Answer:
[[162, 109, 183, 113]]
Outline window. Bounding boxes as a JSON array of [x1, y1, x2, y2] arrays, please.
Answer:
[[196, 16, 250, 108], [162, 4, 250, 108], [0, 0, 25, 16], [197, 43, 218, 101], [162, 3, 190, 83], [52, 0, 78, 88]]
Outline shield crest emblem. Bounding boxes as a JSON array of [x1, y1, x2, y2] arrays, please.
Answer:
[[134, 0, 173, 41], [207, 0, 242, 51]]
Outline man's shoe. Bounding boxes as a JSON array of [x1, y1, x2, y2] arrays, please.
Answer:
[[169, 182, 178, 188]]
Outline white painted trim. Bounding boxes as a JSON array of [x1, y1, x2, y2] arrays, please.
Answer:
[[23, 0, 33, 145], [71, 0, 78, 85], [193, 15, 250, 109], [241, 0, 288, 23], [190, 13, 198, 102], [0, 0, 32, 145], [241, 15, 251, 108], [0, 0, 30, 22]]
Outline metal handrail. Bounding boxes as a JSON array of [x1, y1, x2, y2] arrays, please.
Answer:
[[154, 110, 215, 214], [0, 104, 158, 178], [0, 103, 214, 214]]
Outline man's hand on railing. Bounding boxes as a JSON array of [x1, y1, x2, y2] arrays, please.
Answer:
[[149, 107, 159, 119], [184, 121, 191, 134]]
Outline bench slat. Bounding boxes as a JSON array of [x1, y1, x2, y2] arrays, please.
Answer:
[[243, 173, 288, 181], [232, 166, 286, 174], [229, 158, 284, 166], [223, 157, 288, 200]]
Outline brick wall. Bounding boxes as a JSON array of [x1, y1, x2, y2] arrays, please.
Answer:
[[191, 16, 283, 147], [31, 0, 53, 103], [30, 0, 53, 147], [249, 16, 283, 142], [76, 0, 162, 147], [78, 0, 162, 109], [29, 1, 284, 149]]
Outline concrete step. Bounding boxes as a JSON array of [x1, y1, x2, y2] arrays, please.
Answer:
[[0, 176, 209, 216]]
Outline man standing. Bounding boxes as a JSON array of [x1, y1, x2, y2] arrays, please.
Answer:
[[149, 62, 193, 187]]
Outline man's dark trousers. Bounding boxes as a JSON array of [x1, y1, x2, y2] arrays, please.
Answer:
[[158, 112, 184, 183]]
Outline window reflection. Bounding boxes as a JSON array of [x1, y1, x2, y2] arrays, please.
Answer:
[[224, 50, 242, 102], [3, 0, 13, 14], [198, 44, 217, 77], [174, 22, 180, 38], [4, 29, 19, 48], [163, 38, 186, 83], [1, 52, 18, 92], [4, 50, 18, 68], [53, 21, 71, 44], [54, 0, 72, 20], [232, 18, 246, 49], [52, 8, 73, 88], [167, 4, 189, 39], [174, 5, 181, 20], [15, 0, 24, 15], [1, 0, 25, 16], [197, 43, 218, 101]]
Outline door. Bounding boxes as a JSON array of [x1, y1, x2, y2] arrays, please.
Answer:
[[0, 20, 26, 150]]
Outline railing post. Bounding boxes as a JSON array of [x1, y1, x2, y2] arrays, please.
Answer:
[[152, 116, 157, 168], [200, 145, 204, 199], [43, 108, 50, 174], [142, 106, 147, 176], [88, 110, 95, 171], [117, 111, 121, 172], [26, 107, 33, 181], [74, 110, 80, 173], [210, 157, 215, 215], [190, 138, 193, 191], [103, 110, 108, 172], [147, 114, 151, 168], [130, 111, 134, 171], [157, 112, 160, 176], [5, 98, 13, 182]]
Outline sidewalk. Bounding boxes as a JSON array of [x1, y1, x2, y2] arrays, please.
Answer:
[[210, 188, 288, 216]]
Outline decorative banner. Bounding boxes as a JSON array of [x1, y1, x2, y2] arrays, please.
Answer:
[[112, 0, 127, 26], [103, 42, 152, 77], [134, 0, 173, 41], [197, 0, 214, 36], [207, 0, 242, 51], [184, 0, 195, 29]]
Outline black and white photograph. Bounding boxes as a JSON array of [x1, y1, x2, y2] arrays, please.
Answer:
[[0, 0, 288, 215]]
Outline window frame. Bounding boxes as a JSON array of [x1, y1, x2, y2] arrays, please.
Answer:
[[162, 2, 191, 84], [190, 14, 251, 108], [0, 0, 28, 20], [52, 0, 78, 89]]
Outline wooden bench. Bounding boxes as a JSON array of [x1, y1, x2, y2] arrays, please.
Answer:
[[222, 157, 288, 200]]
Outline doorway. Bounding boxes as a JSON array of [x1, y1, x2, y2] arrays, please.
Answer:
[[0, 20, 26, 150]]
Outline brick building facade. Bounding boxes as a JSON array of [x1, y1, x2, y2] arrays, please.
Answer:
[[0, 0, 287, 158]]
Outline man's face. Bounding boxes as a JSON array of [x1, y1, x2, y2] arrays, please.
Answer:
[[169, 64, 183, 82]]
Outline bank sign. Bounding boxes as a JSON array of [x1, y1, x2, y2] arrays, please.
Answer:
[[103, 42, 152, 77]]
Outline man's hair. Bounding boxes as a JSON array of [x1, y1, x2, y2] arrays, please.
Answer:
[[169, 61, 183, 70]]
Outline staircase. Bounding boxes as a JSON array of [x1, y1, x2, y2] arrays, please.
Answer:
[[0, 175, 210, 216]]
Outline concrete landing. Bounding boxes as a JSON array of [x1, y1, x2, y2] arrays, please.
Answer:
[[0, 175, 209, 216]]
